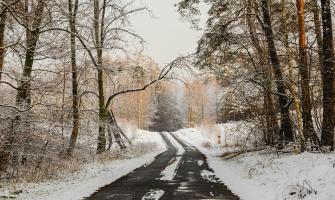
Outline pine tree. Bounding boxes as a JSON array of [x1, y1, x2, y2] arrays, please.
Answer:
[[150, 86, 183, 132]]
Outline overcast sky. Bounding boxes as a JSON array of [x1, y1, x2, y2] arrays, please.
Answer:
[[130, 0, 205, 66]]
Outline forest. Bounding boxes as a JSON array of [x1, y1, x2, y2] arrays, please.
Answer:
[[0, 0, 335, 199]]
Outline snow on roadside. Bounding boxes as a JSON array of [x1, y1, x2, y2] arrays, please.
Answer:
[[175, 127, 335, 200], [0, 131, 167, 200]]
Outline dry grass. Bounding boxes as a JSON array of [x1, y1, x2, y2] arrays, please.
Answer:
[[1, 141, 158, 184], [97, 142, 158, 163]]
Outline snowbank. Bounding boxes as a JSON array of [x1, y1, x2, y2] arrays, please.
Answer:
[[210, 152, 335, 200], [0, 131, 167, 200], [175, 127, 335, 200]]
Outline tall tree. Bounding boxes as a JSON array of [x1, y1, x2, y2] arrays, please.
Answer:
[[16, 0, 46, 107], [320, 0, 335, 150], [94, 0, 107, 154], [296, 0, 316, 149], [66, 0, 80, 156], [260, 0, 294, 144], [311, 0, 323, 79], [281, 0, 303, 142], [0, 7, 6, 81], [246, 0, 278, 145]]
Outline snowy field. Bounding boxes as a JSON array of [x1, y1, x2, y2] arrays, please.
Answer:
[[0, 130, 167, 200], [174, 125, 335, 200]]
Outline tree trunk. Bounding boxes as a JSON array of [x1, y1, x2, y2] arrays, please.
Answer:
[[260, 0, 294, 145], [66, 0, 80, 156], [16, 0, 45, 106], [247, 0, 278, 145], [312, 0, 323, 79], [0, 9, 6, 81], [4, 0, 46, 173], [95, 0, 107, 154], [108, 110, 128, 149], [296, 0, 316, 149], [281, 0, 303, 147], [320, 0, 335, 150], [97, 61, 107, 154]]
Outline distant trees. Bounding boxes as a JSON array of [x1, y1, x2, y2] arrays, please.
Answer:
[[183, 76, 220, 126], [150, 82, 183, 132], [110, 55, 159, 130]]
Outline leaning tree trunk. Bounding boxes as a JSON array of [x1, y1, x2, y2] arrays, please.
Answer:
[[260, 0, 294, 146], [107, 110, 128, 150], [66, 0, 80, 156], [320, 0, 335, 150]]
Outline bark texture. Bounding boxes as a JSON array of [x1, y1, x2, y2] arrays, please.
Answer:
[[296, 0, 317, 149], [260, 0, 294, 145], [66, 0, 80, 156], [320, 0, 335, 150]]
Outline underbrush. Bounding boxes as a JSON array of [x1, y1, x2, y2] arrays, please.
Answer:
[[97, 142, 159, 162]]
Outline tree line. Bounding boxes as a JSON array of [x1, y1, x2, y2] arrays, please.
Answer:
[[178, 0, 335, 151], [0, 0, 185, 179]]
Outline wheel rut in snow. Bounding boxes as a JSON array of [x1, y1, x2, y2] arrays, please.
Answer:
[[84, 132, 239, 200]]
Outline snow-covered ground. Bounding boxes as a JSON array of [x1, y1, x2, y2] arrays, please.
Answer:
[[175, 125, 335, 200], [0, 130, 167, 200]]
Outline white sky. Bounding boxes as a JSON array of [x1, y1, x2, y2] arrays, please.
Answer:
[[130, 0, 205, 66]]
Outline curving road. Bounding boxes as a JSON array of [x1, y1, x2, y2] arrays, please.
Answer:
[[84, 133, 239, 200]]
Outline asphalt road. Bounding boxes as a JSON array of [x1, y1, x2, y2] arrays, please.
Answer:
[[84, 133, 239, 200]]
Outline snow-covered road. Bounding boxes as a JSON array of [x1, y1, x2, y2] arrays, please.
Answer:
[[85, 132, 239, 200]]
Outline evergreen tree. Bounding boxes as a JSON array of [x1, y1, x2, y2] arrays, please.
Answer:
[[150, 86, 183, 132]]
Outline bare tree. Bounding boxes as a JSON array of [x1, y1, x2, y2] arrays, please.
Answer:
[[66, 0, 80, 156]]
